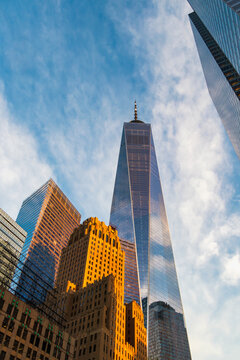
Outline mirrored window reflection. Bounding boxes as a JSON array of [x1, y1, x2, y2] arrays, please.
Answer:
[[190, 12, 240, 160]]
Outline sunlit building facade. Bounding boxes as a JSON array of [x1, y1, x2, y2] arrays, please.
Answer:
[[0, 286, 75, 360], [0, 208, 27, 289], [110, 105, 191, 359], [14, 179, 81, 305], [54, 217, 147, 360], [188, 0, 240, 159]]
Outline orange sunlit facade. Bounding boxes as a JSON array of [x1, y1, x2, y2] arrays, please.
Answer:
[[15, 179, 81, 304], [55, 217, 147, 360]]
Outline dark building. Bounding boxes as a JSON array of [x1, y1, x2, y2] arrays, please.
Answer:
[[188, 0, 240, 159], [110, 103, 191, 359]]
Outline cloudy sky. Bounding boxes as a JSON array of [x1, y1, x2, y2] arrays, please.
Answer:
[[1, 1, 240, 358]]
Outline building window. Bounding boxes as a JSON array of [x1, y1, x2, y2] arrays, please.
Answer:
[[0, 332, 4, 344], [0, 299, 4, 310], [9, 319, 15, 332], [18, 343, 24, 354], [12, 340, 19, 351], [17, 325, 23, 337], [3, 335, 10, 347], [2, 317, 9, 329], [0, 351, 6, 360], [6, 304, 13, 315], [23, 328, 28, 340]]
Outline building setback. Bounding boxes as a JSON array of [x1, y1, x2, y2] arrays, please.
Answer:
[[53, 217, 147, 360], [110, 103, 191, 359], [14, 179, 81, 305], [188, 0, 240, 159], [0, 208, 27, 290]]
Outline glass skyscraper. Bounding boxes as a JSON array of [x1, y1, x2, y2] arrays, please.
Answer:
[[14, 179, 81, 305], [0, 208, 27, 289], [188, 0, 240, 159], [110, 104, 191, 359]]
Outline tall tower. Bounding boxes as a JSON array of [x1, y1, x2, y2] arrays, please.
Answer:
[[14, 179, 81, 304], [110, 103, 191, 359], [188, 0, 240, 159]]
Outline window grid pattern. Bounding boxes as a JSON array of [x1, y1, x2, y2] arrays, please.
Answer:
[[14, 179, 81, 304], [190, 11, 240, 160], [188, 0, 240, 74]]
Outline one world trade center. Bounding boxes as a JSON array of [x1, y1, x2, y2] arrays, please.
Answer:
[[110, 103, 191, 359]]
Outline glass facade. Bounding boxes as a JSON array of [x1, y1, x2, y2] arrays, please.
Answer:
[[0, 208, 27, 289], [110, 119, 191, 359], [14, 179, 81, 305], [188, 0, 240, 75], [189, 11, 240, 160], [224, 0, 240, 14], [119, 238, 140, 305]]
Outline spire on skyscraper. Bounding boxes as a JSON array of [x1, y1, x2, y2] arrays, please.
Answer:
[[134, 100, 138, 121], [110, 114, 191, 359], [131, 101, 143, 123]]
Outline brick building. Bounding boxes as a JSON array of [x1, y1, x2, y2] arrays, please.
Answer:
[[0, 286, 75, 360]]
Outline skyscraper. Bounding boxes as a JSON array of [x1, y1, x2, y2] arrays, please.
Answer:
[[110, 104, 191, 359], [188, 0, 240, 159], [14, 179, 81, 304], [54, 217, 147, 360], [0, 208, 27, 289]]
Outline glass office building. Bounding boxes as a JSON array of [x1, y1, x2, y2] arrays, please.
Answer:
[[110, 105, 191, 359], [14, 179, 81, 305], [188, 0, 240, 74], [188, 0, 240, 159], [0, 208, 27, 289]]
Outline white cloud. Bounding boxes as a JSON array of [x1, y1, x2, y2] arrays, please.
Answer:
[[0, 83, 54, 219], [221, 253, 240, 285], [46, 93, 121, 223]]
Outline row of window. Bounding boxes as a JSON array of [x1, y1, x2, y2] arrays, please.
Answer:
[[0, 331, 70, 360]]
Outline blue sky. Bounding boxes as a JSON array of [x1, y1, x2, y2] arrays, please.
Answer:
[[1, 1, 240, 358]]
